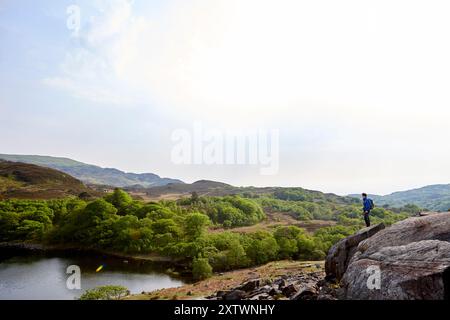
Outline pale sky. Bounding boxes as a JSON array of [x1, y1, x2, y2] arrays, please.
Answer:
[[1, 0, 450, 195]]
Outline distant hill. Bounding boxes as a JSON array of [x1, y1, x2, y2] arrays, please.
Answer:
[[130, 180, 235, 197], [129, 180, 359, 205], [349, 184, 450, 212], [0, 160, 96, 199], [0, 154, 183, 188]]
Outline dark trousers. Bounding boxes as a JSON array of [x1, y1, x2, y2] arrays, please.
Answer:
[[364, 211, 371, 227]]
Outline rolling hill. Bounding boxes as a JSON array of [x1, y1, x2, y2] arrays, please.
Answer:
[[128, 179, 360, 205], [349, 184, 450, 212], [0, 160, 97, 199], [0, 154, 183, 188]]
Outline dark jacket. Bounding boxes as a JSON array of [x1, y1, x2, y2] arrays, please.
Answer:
[[363, 198, 372, 212]]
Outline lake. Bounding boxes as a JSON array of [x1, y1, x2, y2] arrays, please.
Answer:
[[0, 249, 186, 300]]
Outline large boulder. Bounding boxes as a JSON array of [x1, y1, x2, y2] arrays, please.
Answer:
[[237, 279, 260, 292], [339, 212, 450, 300], [351, 212, 450, 257], [341, 240, 450, 299], [325, 223, 385, 281]]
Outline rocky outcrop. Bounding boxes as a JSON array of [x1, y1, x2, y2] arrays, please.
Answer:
[[342, 240, 450, 299], [207, 212, 450, 300], [325, 223, 385, 281], [207, 271, 327, 300], [327, 212, 450, 300]]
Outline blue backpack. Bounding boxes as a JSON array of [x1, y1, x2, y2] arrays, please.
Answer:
[[369, 199, 375, 210]]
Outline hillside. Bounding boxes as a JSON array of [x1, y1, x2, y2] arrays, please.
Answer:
[[0, 154, 183, 188], [127, 180, 359, 205], [349, 184, 450, 212], [127, 180, 235, 199], [0, 161, 96, 199]]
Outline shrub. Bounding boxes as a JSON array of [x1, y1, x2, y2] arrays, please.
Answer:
[[192, 257, 213, 280], [79, 285, 129, 300]]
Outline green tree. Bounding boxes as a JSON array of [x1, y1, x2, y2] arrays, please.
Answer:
[[16, 220, 45, 239], [79, 285, 129, 300], [191, 192, 200, 203], [274, 226, 304, 258], [192, 257, 213, 280], [296, 233, 317, 260], [184, 212, 209, 240], [105, 188, 133, 214], [245, 231, 279, 265], [0, 211, 20, 241]]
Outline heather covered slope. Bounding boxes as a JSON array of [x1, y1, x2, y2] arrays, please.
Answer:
[[0, 154, 183, 187], [0, 160, 96, 199]]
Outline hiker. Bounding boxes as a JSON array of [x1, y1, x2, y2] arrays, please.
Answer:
[[362, 193, 374, 227]]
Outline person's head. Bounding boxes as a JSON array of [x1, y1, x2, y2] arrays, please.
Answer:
[[362, 193, 367, 199]]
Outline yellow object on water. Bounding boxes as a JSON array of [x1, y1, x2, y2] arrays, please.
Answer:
[[96, 265, 104, 272]]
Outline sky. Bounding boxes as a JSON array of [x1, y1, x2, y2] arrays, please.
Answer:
[[1, 0, 450, 195]]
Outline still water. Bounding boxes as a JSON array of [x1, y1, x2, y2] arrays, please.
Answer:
[[0, 250, 186, 300]]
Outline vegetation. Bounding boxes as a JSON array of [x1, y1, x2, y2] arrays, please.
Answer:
[[179, 195, 265, 227], [79, 285, 129, 300], [0, 188, 415, 280], [192, 257, 213, 280]]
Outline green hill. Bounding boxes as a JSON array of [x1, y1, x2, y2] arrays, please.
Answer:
[[349, 184, 450, 212], [132, 180, 360, 207], [0, 160, 96, 199], [0, 154, 183, 188]]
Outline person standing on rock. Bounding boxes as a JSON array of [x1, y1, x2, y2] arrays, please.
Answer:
[[362, 193, 374, 227]]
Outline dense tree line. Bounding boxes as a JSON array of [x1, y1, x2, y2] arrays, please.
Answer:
[[0, 188, 414, 279], [178, 195, 265, 227]]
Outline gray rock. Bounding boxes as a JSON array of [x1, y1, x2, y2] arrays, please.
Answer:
[[325, 223, 385, 281], [237, 279, 260, 292], [317, 294, 337, 300], [419, 211, 439, 217], [276, 279, 287, 289], [216, 290, 229, 298], [249, 293, 270, 300], [342, 240, 450, 299], [353, 212, 450, 259], [260, 285, 271, 291], [282, 284, 298, 298], [340, 213, 450, 300], [222, 290, 247, 300], [290, 284, 318, 300], [245, 285, 273, 299], [269, 288, 282, 296]]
